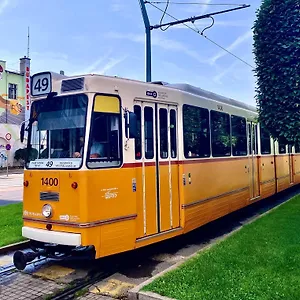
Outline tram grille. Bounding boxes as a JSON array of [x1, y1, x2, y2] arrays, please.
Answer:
[[61, 77, 84, 93], [40, 192, 59, 201]]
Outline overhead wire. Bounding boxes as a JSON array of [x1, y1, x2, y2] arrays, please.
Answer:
[[147, 2, 254, 69], [147, 1, 247, 6], [160, 0, 171, 31]]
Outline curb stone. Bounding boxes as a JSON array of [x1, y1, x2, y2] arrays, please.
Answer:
[[128, 193, 299, 300], [0, 240, 30, 255]]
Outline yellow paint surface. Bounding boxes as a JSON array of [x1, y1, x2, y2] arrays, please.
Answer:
[[90, 279, 135, 297], [33, 265, 74, 280], [94, 95, 120, 113]]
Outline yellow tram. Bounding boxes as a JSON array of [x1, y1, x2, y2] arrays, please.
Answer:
[[13, 71, 300, 269]]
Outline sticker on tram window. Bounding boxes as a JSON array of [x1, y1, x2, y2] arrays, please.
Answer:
[[28, 160, 81, 169], [41, 178, 59, 186]]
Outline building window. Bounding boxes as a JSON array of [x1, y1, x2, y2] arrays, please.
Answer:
[[183, 104, 210, 158], [8, 83, 17, 99], [211, 110, 231, 157]]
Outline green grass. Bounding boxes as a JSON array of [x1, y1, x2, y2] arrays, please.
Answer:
[[144, 195, 300, 300], [0, 202, 25, 247]]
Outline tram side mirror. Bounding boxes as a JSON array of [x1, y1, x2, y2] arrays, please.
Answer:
[[20, 123, 25, 143], [125, 111, 137, 139]]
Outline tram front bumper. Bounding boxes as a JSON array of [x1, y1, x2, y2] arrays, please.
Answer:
[[22, 226, 82, 246]]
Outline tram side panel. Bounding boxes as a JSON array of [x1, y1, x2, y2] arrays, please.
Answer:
[[275, 155, 291, 192], [293, 154, 300, 183], [182, 158, 250, 233], [258, 155, 276, 198]]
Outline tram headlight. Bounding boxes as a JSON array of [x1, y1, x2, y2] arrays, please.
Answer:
[[42, 204, 53, 218]]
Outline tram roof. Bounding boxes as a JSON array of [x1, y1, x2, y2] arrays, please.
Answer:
[[152, 82, 257, 113], [39, 72, 257, 114]]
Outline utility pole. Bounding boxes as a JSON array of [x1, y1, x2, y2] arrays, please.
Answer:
[[138, 1, 250, 83], [138, 0, 152, 82]]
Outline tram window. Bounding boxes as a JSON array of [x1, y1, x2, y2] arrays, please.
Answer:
[[134, 105, 142, 160], [279, 139, 286, 154], [170, 109, 177, 158], [254, 125, 258, 154], [247, 124, 258, 155], [183, 104, 210, 158], [260, 127, 271, 154], [160, 108, 168, 158], [295, 144, 300, 153], [144, 107, 154, 159], [211, 110, 231, 157], [231, 115, 247, 156], [26, 94, 88, 169], [87, 95, 121, 168]]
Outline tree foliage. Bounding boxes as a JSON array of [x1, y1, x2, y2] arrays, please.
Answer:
[[253, 0, 300, 144]]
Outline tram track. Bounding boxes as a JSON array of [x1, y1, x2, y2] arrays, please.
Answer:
[[0, 255, 48, 278], [49, 269, 115, 300]]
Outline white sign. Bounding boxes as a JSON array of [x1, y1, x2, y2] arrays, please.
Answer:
[[28, 159, 81, 169], [31, 72, 52, 96]]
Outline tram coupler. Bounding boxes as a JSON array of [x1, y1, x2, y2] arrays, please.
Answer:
[[13, 249, 46, 270]]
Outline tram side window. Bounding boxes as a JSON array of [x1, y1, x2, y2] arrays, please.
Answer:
[[211, 110, 231, 157], [260, 127, 271, 154], [87, 95, 122, 168], [247, 124, 258, 155], [231, 115, 247, 156], [144, 107, 154, 159], [183, 104, 210, 158], [160, 108, 168, 158], [170, 109, 177, 158], [278, 139, 286, 154], [295, 144, 300, 153], [134, 105, 142, 160]]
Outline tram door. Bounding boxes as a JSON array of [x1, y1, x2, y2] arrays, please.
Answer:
[[248, 122, 260, 200], [134, 101, 180, 238]]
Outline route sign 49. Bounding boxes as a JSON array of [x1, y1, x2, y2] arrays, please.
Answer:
[[31, 72, 52, 96]]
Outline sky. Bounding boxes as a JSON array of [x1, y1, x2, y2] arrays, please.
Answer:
[[0, 0, 262, 106]]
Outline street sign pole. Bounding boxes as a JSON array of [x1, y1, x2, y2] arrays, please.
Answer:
[[6, 150, 8, 177], [6, 144, 11, 177]]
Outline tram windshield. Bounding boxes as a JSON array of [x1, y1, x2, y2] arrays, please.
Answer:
[[26, 94, 88, 169]]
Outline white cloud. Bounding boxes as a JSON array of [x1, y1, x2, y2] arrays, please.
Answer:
[[110, 0, 126, 12], [169, 19, 251, 30], [0, 0, 9, 15], [104, 31, 207, 65], [210, 30, 253, 64], [183, 0, 213, 15], [92, 55, 128, 75], [213, 60, 240, 84]]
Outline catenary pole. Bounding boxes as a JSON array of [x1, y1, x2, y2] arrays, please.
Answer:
[[138, 0, 152, 82], [138, 1, 250, 83]]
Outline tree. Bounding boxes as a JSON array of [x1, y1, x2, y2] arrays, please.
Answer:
[[253, 0, 300, 144]]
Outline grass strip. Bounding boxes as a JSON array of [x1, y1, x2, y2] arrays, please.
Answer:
[[0, 202, 25, 247], [144, 195, 300, 300]]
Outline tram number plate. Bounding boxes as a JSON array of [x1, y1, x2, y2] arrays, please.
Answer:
[[41, 177, 59, 186]]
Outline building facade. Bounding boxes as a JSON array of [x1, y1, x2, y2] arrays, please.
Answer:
[[0, 57, 30, 168]]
